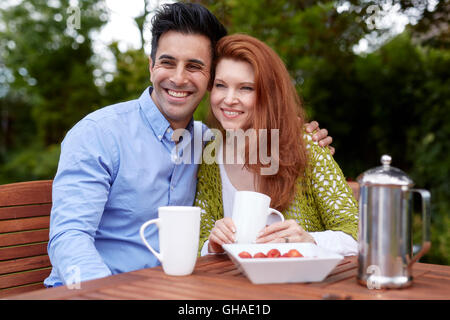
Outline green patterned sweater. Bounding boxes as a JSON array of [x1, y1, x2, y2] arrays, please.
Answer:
[[194, 133, 359, 254]]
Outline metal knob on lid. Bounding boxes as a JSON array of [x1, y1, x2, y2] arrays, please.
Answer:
[[357, 154, 413, 187], [381, 154, 391, 166]]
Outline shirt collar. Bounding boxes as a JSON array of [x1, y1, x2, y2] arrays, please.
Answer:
[[138, 87, 195, 141]]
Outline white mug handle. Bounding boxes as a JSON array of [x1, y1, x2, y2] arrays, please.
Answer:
[[139, 218, 163, 262], [268, 208, 284, 222]]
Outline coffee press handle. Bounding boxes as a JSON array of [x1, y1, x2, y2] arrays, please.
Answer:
[[139, 218, 163, 262], [408, 189, 431, 266]]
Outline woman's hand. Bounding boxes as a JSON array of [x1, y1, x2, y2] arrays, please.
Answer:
[[255, 219, 316, 244], [208, 217, 236, 253]]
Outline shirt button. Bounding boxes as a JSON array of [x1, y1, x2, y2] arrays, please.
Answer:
[[158, 135, 162, 140], [170, 185, 174, 191], [171, 154, 179, 163]]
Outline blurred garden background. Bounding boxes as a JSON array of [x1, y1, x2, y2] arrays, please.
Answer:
[[0, 0, 448, 264]]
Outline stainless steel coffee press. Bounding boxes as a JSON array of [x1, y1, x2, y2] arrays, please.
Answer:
[[356, 155, 431, 289]]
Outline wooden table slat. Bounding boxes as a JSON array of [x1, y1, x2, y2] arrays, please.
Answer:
[[75, 292, 121, 300], [5, 255, 450, 300], [132, 272, 247, 300], [97, 285, 153, 300]]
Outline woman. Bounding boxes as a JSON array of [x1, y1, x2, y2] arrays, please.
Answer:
[[195, 34, 358, 256]]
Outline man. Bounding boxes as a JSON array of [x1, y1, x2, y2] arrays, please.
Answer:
[[45, 2, 332, 287]]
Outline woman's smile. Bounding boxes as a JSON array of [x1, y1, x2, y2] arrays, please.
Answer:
[[221, 108, 244, 119]]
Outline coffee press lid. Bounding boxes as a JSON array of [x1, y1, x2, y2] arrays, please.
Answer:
[[357, 154, 414, 187]]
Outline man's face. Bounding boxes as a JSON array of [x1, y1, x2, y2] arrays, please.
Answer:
[[150, 31, 212, 130]]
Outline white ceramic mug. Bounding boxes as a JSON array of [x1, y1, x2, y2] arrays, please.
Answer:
[[232, 191, 284, 243], [139, 206, 200, 276]]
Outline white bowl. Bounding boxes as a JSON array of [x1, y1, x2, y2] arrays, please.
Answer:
[[222, 242, 343, 284]]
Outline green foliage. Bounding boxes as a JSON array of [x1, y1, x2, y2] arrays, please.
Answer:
[[408, 46, 450, 263], [0, 143, 60, 183], [0, 0, 108, 183], [193, 92, 211, 122], [0, 91, 35, 156], [0, 0, 108, 144], [100, 43, 150, 106]]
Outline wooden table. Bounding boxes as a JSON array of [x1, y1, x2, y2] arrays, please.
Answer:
[[5, 255, 450, 300]]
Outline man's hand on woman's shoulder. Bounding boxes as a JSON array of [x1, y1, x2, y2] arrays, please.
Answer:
[[304, 120, 335, 155]]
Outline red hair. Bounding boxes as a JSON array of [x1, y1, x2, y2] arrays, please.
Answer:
[[209, 34, 308, 211]]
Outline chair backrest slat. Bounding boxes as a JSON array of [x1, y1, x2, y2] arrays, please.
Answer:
[[0, 268, 52, 290], [0, 180, 53, 297], [0, 255, 51, 275], [0, 229, 49, 247], [1, 240, 49, 261], [0, 216, 50, 233], [0, 181, 52, 206], [0, 203, 53, 220], [0, 282, 45, 298], [347, 181, 360, 201]]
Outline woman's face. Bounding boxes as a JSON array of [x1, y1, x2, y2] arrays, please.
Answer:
[[210, 58, 256, 130]]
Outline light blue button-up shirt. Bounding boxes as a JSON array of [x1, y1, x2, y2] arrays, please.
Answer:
[[44, 87, 206, 287]]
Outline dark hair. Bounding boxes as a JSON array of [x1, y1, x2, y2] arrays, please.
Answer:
[[150, 2, 227, 66]]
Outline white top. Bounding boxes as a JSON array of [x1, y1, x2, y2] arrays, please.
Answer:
[[200, 143, 358, 257]]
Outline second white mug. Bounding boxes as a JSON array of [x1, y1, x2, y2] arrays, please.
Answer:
[[232, 191, 284, 243], [139, 206, 200, 276]]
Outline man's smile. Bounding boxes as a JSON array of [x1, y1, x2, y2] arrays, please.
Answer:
[[167, 89, 190, 98]]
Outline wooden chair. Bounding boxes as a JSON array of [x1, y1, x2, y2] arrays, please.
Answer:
[[347, 181, 360, 201], [0, 180, 53, 297]]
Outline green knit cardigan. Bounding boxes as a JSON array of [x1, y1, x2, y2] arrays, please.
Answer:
[[194, 133, 359, 254]]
